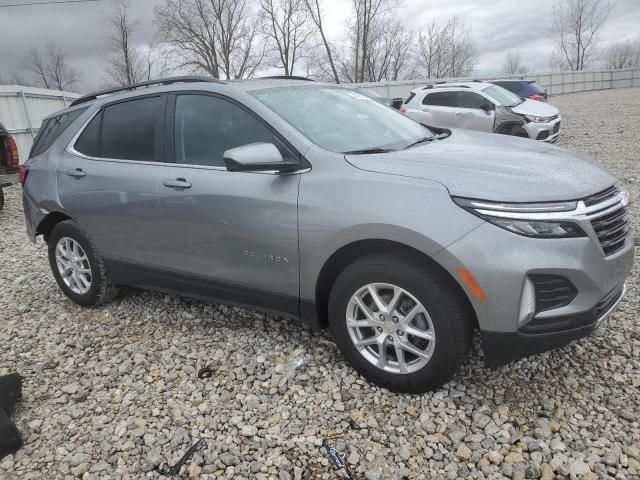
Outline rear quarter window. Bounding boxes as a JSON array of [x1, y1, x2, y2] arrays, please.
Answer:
[[423, 91, 456, 107], [30, 107, 87, 158]]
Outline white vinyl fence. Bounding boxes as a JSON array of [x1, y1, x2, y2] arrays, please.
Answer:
[[0, 85, 80, 164], [356, 67, 640, 100]]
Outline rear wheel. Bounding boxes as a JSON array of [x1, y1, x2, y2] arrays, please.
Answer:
[[47, 220, 118, 307], [328, 254, 474, 393], [0, 185, 4, 211]]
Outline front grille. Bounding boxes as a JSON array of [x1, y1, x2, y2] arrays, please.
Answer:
[[553, 121, 560, 134], [584, 186, 618, 207], [591, 206, 630, 256], [530, 275, 578, 313]]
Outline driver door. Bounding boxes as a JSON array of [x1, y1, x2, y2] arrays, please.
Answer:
[[156, 93, 301, 316], [452, 91, 495, 132]]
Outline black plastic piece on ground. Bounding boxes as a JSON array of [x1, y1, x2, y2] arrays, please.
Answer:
[[156, 438, 207, 476], [0, 373, 23, 460], [321, 439, 354, 480], [197, 367, 214, 379]]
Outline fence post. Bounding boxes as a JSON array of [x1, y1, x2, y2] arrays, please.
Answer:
[[19, 91, 35, 139]]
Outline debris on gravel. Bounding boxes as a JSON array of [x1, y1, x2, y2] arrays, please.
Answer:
[[1, 87, 639, 479]]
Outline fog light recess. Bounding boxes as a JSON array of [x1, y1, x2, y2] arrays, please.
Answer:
[[518, 277, 536, 326]]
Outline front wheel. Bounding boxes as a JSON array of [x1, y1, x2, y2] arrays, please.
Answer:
[[328, 254, 474, 393], [47, 220, 118, 307]]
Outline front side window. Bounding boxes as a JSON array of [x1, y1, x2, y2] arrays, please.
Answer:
[[253, 87, 430, 153], [457, 91, 489, 109], [100, 96, 164, 161], [174, 94, 274, 167], [482, 85, 523, 107], [423, 91, 456, 107]]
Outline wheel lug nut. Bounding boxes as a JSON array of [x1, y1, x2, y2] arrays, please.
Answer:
[[387, 335, 393, 341], [392, 316, 398, 323], [377, 327, 383, 333], [379, 314, 385, 320], [397, 330, 404, 336]]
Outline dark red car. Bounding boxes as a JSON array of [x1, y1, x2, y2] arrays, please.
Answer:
[[0, 121, 20, 210]]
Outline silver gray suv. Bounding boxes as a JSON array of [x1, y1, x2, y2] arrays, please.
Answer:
[[21, 76, 633, 393]]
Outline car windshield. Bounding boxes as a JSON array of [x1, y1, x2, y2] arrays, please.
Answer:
[[251, 86, 432, 153], [482, 85, 523, 107]]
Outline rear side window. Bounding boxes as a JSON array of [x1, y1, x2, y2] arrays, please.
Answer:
[[100, 96, 164, 161], [74, 112, 101, 157], [495, 81, 521, 93], [422, 91, 455, 107], [30, 108, 86, 158]]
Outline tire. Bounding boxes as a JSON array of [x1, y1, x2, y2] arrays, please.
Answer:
[[328, 254, 474, 393], [0, 186, 4, 211], [496, 122, 529, 138], [47, 220, 118, 307]]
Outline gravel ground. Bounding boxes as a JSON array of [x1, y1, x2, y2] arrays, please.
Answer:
[[1, 87, 639, 480]]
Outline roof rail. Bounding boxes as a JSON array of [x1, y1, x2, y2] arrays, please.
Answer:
[[70, 76, 223, 107], [257, 75, 315, 82]]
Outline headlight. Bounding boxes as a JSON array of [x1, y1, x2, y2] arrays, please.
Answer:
[[453, 197, 586, 238], [524, 114, 554, 123]]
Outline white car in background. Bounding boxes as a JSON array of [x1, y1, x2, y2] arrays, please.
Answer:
[[401, 81, 562, 142]]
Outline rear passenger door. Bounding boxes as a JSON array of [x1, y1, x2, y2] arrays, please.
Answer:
[[155, 93, 301, 316], [59, 95, 167, 268], [419, 91, 455, 127]]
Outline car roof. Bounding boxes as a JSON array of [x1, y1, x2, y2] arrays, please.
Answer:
[[410, 81, 494, 93], [65, 77, 341, 112]]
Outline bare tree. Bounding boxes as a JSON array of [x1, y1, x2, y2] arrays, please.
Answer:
[[605, 39, 640, 69], [155, 0, 265, 79], [552, 0, 614, 71], [260, 0, 314, 75], [24, 43, 79, 91], [503, 51, 530, 75], [105, 0, 146, 86], [347, 0, 392, 82], [416, 17, 477, 79], [365, 19, 414, 81], [303, 0, 339, 82]]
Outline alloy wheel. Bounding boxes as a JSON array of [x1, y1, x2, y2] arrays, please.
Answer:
[[345, 283, 436, 374], [55, 237, 92, 295]]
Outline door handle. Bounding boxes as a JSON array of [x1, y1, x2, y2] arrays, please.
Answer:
[[163, 178, 192, 189], [65, 168, 86, 178], [456, 112, 471, 116]]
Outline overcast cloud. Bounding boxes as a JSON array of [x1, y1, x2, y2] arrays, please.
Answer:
[[0, 0, 638, 93]]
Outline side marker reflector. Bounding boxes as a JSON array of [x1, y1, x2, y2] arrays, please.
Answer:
[[457, 268, 485, 301]]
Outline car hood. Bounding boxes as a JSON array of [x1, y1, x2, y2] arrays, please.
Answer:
[[345, 129, 614, 202], [510, 99, 559, 117]]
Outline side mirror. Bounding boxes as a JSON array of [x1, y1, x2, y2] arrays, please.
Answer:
[[223, 143, 299, 173], [480, 102, 494, 112]]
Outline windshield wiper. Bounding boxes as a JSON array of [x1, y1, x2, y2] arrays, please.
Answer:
[[403, 136, 435, 150], [343, 147, 395, 155]]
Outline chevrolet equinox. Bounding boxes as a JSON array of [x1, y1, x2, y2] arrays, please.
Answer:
[[21, 76, 633, 393]]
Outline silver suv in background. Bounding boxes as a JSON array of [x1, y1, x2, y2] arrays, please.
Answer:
[[21, 77, 632, 393], [402, 82, 562, 142]]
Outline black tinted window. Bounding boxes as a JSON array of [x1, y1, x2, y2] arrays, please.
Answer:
[[494, 81, 520, 93], [175, 95, 273, 167], [457, 91, 488, 109], [30, 108, 86, 158], [100, 96, 164, 161], [422, 91, 455, 107], [74, 112, 101, 157]]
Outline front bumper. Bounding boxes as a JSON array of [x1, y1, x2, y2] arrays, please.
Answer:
[[524, 116, 561, 142], [481, 283, 626, 367], [434, 220, 634, 366]]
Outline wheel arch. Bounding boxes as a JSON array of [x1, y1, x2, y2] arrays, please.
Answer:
[[36, 211, 73, 242], [312, 239, 478, 330]]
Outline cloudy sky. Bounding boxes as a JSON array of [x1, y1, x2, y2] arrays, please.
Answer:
[[1, 0, 638, 93]]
